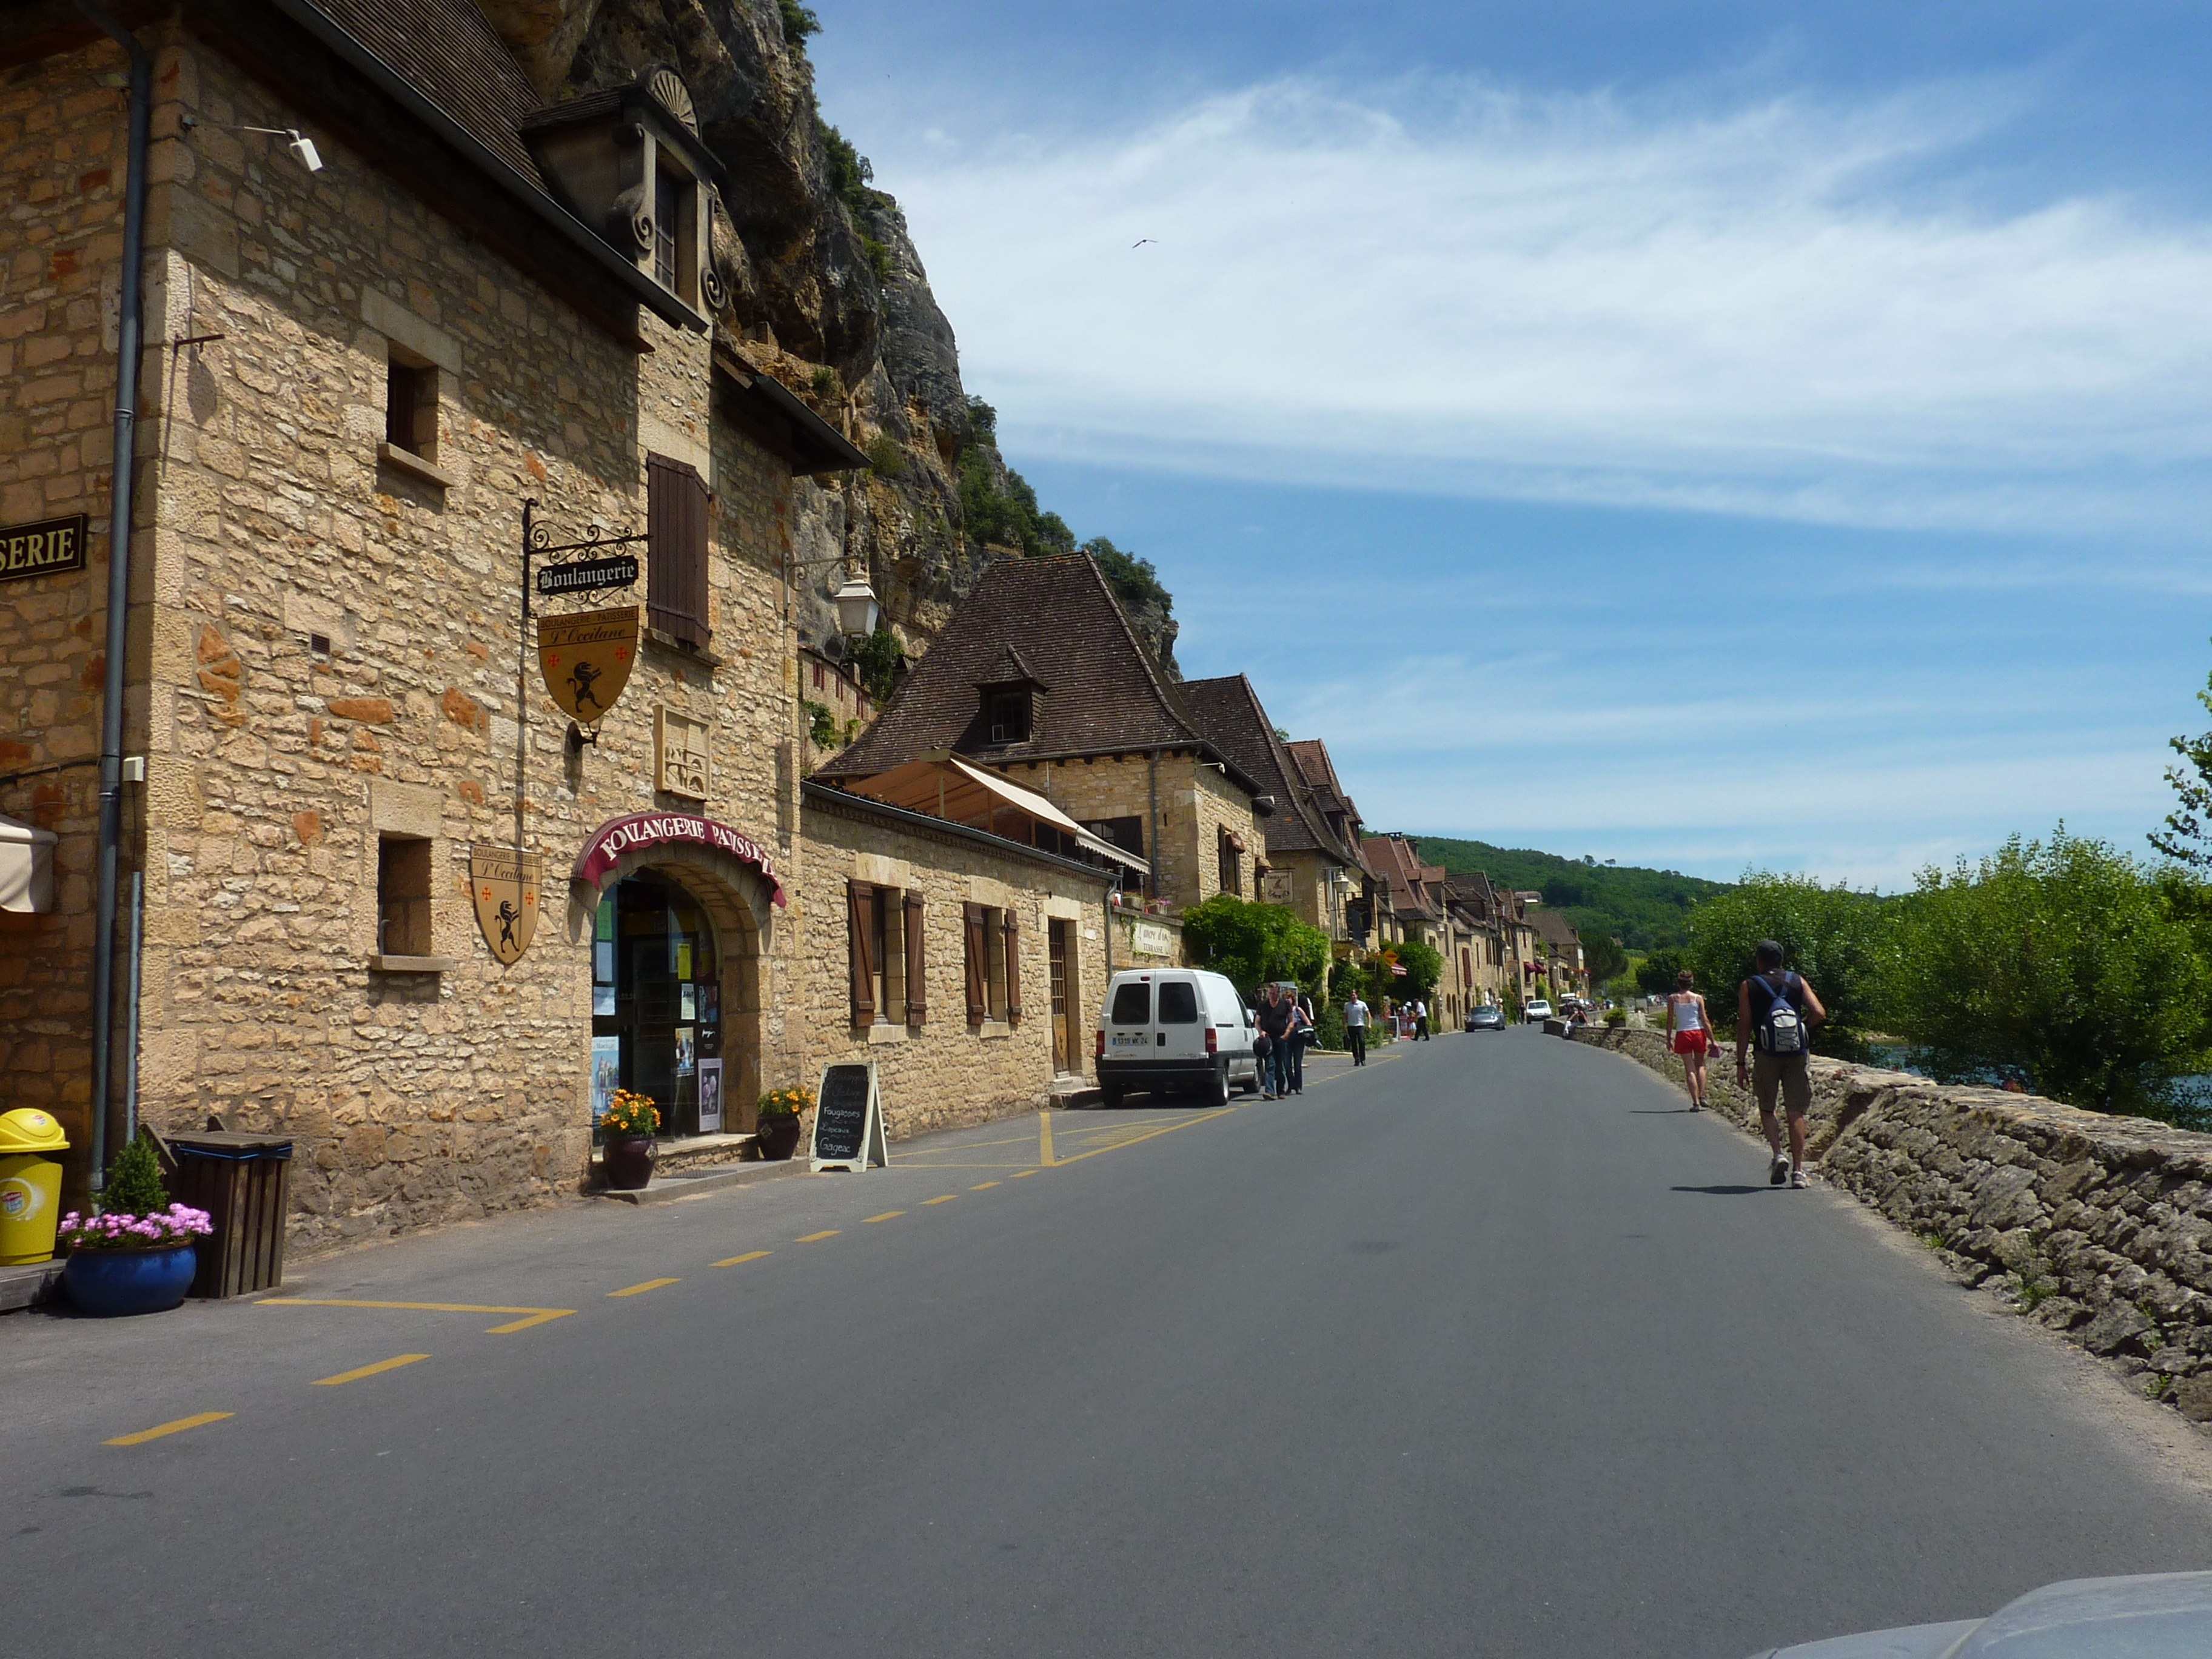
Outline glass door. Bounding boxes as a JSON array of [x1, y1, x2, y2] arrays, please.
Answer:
[[591, 870, 720, 1138]]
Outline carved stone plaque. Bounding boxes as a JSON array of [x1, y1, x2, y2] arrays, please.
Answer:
[[655, 706, 710, 800]]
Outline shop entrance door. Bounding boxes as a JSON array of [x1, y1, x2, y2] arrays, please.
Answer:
[[1048, 919, 1072, 1073], [589, 869, 721, 1138]]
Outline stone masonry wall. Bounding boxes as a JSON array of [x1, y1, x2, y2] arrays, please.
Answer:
[[1585, 1025, 2212, 1424], [0, 36, 132, 1150], [796, 791, 1110, 1142], [1000, 752, 1262, 914]]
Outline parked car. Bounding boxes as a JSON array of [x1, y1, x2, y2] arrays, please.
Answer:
[[1746, 1570, 2212, 1657], [1095, 969, 1261, 1107], [1522, 998, 1553, 1025], [1465, 1005, 1504, 1032]]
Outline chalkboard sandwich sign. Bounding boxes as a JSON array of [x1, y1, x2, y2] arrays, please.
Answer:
[[809, 1061, 888, 1173]]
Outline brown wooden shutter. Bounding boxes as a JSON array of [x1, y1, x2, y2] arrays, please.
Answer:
[[847, 880, 875, 1029], [646, 452, 710, 648], [903, 891, 927, 1028], [1003, 909, 1023, 1023], [962, 902, 988, 1024]]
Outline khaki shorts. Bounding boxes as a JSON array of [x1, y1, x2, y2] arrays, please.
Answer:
[[1752, 1050, 1811, 1117]]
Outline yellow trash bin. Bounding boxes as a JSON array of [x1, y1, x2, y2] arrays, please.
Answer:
[[0, 1107, 70, 1265]]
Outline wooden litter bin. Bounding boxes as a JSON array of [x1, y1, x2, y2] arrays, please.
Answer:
[[167, 1132, 292, 1298]]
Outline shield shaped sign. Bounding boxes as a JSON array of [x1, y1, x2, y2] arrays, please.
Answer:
[[537, 606, 638, 725], [471, 846, 543, 965]]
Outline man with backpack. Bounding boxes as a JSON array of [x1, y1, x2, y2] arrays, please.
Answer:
[[1735, 940, 1828, 1188]]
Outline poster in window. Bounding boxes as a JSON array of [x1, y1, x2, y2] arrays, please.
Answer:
[[674, 1025, 695, 1076], [590, 1035, 622, 1126], [679, 984, 696, 1022], [697, 1058, 723, 1134], [700, 983, 717, 1026], [675, 940, 692, 980], [595, 941, 614, 981], [592, 984, 615, 1017]]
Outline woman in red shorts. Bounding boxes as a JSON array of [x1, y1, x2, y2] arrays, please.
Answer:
[[1666, 967, 1715, 1111]]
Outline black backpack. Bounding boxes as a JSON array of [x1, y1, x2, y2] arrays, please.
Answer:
[[1750, 971, 1806, 1055]]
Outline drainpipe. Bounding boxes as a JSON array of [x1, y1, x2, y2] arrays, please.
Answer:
[[1144, 751, 1160, 906], [75, 0, 151, 1191]]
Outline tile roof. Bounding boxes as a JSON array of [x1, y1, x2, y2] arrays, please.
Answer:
[[1529, 908, 1582, 949], [819, 555, 1242, 781], [1361, 834, 1439, 922], [306, 0, 547, 181], [1180, 677, 1366, 868]]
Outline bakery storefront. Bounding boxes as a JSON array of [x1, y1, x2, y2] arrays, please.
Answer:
[[570, 813, 783, 1141]]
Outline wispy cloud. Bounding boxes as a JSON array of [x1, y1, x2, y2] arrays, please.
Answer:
[[888, 74, 2212, 535]]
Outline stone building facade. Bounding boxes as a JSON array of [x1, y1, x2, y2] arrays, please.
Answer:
[[0, 4, 1102, 1250]]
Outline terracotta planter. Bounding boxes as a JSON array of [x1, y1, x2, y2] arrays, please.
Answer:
[[754, 1115, 803, 1161], [601, 1134, 656, 1190], [63, 1244, 198, 1316]]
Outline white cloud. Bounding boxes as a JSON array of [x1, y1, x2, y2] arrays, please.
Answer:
[[884, 74, 2212, 535]]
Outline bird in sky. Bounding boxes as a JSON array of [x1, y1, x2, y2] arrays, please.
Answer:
[[1131, 238, 1155, 248]]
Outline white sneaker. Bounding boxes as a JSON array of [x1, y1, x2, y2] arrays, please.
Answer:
[[1769, 1152, 1790, 1187], [1789, 1169, 1809, 1189]]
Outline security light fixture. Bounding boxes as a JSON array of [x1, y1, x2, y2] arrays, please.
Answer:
[[178, 112, 323, 173]]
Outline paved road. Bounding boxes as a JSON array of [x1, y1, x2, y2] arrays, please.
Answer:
[[10, 1031, 2212, 1657]]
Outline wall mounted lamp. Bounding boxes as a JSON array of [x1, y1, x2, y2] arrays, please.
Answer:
[[178, 112, 323, 173]]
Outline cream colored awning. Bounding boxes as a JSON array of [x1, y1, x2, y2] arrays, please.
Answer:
[[845, 755, 1150, 876]]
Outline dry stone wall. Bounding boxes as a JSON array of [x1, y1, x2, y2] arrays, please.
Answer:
[[1586, 1025, 2212, 1424]]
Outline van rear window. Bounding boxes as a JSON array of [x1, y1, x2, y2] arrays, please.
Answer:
[[1110, 983, 1151, 1025], [1157, 982, 1199, 1024]]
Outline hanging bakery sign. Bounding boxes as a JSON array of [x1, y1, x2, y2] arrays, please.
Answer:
[[537, 606, 638, 725], [470, 845, 543, 965]]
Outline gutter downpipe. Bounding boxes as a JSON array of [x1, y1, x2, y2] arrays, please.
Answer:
[[1145, 751, 1161, 907], [75, 0, 151, 1192]]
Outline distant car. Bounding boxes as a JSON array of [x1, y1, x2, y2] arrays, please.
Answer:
[[1464, 1005, 1504, 1032], [1746, 1570, 2212, 1657], [1522, 998, 1553, 1024]]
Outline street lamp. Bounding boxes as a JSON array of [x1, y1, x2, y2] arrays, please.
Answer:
[[832, 574, 880, 640]]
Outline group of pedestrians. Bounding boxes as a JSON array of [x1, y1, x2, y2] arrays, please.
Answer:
[[1253, 982, 1313, 1099], [1664, 940, 1826, 1190]]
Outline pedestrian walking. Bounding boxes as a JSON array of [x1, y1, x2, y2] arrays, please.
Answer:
[[1255, 982, 1295, 1099], [1415, 998, 1431, 1041], [1285, 992, 1313, 1093], [1735, 940, 1827, 1188], [1665, 968, 1715, 1111], [1343, 991, 1369, 1067]]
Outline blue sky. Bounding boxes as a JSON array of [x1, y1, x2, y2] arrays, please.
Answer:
[[809, 2, 2212, 886]]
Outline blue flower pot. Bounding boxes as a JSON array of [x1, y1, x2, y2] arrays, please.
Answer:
[[63, 1244, 198, 1316]]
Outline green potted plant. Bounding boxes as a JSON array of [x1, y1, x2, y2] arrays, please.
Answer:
[[753, 1086, 813, 1161], [59, 1129, 213, 1316], [599, 1090, 660, 1190]]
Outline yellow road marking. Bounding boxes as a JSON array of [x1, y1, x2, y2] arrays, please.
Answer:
[[970, 1181, 999, 1190], [1045, 1107, 1235, 1166], [608, 1278, 680, 1298], [106, 1411, 232, 1446], [1039, 1109, 1056, 1166], [796, 1230, 840, 1242], [923, 1195, 957, 1204], [862, 1210, 904, 1223], [260, 1298, 575, 1335], [713, 1250, 771, 1267], [1011, 1168, 1039, 1178], [313, 1353, 429, 1387]]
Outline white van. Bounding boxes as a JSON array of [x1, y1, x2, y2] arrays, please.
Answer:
[[1094, 968, 1261, 1107]]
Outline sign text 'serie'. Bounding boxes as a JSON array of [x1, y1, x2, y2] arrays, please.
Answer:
[[570, 811, 786, 907], [1, 514, 89, 583]]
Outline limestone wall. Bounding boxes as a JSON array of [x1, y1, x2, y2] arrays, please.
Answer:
[[797, 788, 1110, 1141], [1584, 1025, 2212, 1423]]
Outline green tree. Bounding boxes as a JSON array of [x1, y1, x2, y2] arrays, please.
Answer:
[[2151, 649, 2212, 870], [101, 1127, 169, 1218], [1686, 873, 1893, 1050], [1181, 895, 1330, 996], [1373, 939, 1443, 1001], [1635, 947, 1690, 996], [851, 624, 903, 703], [1887, 829, 2212, 1119], [1577, 928, 1627, 987]]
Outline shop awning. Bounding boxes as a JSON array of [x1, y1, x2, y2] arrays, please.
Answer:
[[844, 755, 1150, 877]]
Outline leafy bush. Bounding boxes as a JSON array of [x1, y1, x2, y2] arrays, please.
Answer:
[[1635, 947, 1691, 996], [2152, 647, 2212, 869], [955, 444, 1074, 557], [801, 697, 839, 752], [101, 1127, 168, 1218], [1181, 894, 1330, 996], [1603, 1007, 1628, 1027], [1311, 1005, 1347, 1051], [851, 624, 903, 703], [1886, 830, 2212, 1119], [863, 433, 907, 479], [1380, 939, 1443, 1000], [861, 234, 893, 282], [809, 366, 840, 399], [1687, 873, 1894, 1051], [777, 0, 820, 47], [816, 119, 876, 218]]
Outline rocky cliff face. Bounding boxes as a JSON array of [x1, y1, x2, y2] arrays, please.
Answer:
[[471, 0, 1180, 680]]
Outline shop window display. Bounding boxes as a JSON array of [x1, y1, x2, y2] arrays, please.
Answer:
[[591, 870, 720, 1138]]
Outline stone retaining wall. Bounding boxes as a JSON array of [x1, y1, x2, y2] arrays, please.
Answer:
[[1582, 1025, 2212, 1423]]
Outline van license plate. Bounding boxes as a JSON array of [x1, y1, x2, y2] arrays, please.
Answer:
[[1110, 1032, 1148, 1048]]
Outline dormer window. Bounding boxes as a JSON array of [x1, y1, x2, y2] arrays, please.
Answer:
[[970, 645, 1048, 751], [988, 691, 1030, 745]]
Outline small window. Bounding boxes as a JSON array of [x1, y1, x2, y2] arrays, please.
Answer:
[[871, 886, 907, 1025], [1217, 826, 1241, 898], [988, 691, 1030, 745], [377, 835, 432, 956], [813, 662, 825, 690], [1110, 982, 1151, 1025], [1083, 817, 1144, 859], [385, 349, 437, 462], [652, 162, 696, 304], [646, 452, 710, 648], [1157, 981, 1199, 1024]]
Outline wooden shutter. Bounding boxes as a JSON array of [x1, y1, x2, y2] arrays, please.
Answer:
[[1003, 909, 1023, 1023], [646, 452, 710, 648], [846, 880, 875, 1029], [962, 902, 988, 1024], [903, 891, 927, 1028]]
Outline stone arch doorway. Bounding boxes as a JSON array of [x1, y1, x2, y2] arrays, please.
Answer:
[[568, 827, 777, 1140]]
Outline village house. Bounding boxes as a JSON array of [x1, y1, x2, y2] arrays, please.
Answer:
[[0, 1, 1114, 1245], [814, 553, 1273, 969]]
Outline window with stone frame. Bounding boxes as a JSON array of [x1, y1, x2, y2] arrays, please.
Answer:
[[1217, 825, 1241, 899], [868, 885, 907, 1026], [385, 347, 438, 463], [377, 835, 432, 956], [646, 452, 711, 648], [963, 902, 1020, 1024], [652, 159, 699, 305]]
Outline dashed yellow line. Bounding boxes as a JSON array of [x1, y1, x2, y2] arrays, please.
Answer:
[[313, 1353, 429, 1387], [923, 1195, 957, 1205], [608, 1278, 680, 1298], [862, 1210, 904, 1223], [1010, 1169, 1039, 1178], [970, 1182, 999, 1190], [796, 1230, 840, 1242], [260, 1298, 574, 1335], [713, 1250, 771, 1267], [1044, 1107, 1235, 1165], [106, 1412, 232, 1446]]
